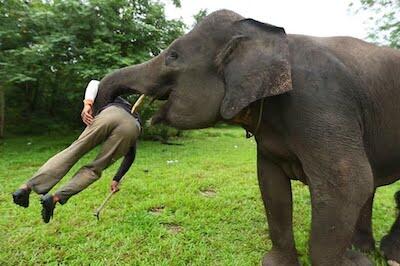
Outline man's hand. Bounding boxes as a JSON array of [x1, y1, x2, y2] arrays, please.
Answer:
[[110, 180, 120, 193], [81, 104, 94, 126]]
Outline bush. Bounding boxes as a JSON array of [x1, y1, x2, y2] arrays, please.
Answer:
[[0, 0, 185, 138]]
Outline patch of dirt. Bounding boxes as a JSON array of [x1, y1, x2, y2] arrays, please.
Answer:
[[161, 223, 183, 234], [148, 205, 165, 215], [199, 188, 217, 197]]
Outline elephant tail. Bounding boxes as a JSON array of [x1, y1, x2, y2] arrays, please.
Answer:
[[395, 191, 400, 210]]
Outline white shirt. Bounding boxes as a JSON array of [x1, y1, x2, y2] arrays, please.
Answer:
[[84, 80, 100, 101]]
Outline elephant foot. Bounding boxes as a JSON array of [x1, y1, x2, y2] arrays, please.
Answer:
[[262, 248, 300, 266], [342, 250, 373, 266], [352, 232, 375, 253], [380, 232, 400, 264]]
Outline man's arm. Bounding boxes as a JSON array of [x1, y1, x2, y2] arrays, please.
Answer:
[[111, 144, 137, 192], [81, 80, 100, 126]]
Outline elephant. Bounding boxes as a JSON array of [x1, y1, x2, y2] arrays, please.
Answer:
[[93, 9, 400, 266]]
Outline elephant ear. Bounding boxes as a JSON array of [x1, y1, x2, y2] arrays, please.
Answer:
[[216, 19, 293, 120]]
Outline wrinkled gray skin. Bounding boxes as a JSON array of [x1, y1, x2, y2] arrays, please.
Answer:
[[94, 10, 400, 266]]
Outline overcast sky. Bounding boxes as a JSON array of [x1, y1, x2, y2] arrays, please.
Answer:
[[162, 0, 371, 40]]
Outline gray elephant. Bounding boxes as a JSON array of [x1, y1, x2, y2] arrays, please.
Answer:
[[93, 10, 400, 266]]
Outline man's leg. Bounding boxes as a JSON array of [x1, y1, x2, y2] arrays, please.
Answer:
[[13, 110, 112, 208], [26, 123, 108, 194], [54, 107, 139, 204]]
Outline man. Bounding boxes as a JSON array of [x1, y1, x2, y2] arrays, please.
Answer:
[[12, 80, 141, 223]]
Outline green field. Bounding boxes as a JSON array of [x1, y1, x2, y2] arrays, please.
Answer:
[[0, 127, 398, 265]]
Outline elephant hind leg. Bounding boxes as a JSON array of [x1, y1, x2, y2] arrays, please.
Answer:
[[352, 192, 376, 252], [303, 155, 375, 266], [297, 130, 374, 265], [380, 191, 400, 264]]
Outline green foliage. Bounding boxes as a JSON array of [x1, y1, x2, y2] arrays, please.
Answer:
[[192, 8, 208, 27], [0, 0, 185, 135], [352, 0, 400, 48], [170, 0, 181, 8], [1, 128, 398, 264]]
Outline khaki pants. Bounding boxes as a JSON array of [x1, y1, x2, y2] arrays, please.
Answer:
[[26, 106, 140, 204]]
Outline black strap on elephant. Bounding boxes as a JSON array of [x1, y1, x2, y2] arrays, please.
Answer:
[[245, 98, 264, 138]]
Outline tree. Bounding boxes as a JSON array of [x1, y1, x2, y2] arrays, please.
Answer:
[[0, 0, 185, 135], [192, 9, 208, 27], [352, 0, 400, 48]]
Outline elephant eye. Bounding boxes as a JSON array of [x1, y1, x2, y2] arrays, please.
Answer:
[[165, 50, 179, 66], [168, 51, 179, 60]]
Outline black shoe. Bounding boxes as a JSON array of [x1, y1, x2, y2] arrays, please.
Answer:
[[12, 188, 31, 208], [40, 194, 56, 223]]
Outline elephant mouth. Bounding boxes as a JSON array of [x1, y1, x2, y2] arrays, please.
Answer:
[[149, 85, 174, 125], [153, 87, 172, 101]]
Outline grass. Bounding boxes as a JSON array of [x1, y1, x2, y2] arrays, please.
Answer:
[[0, 127, 399, 265]]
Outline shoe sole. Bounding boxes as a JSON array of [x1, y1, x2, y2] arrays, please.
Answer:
[[41, 196, 55, 223], [12, 193, 29, 208]]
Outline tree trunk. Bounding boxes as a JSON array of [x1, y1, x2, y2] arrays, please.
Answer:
[[0, 86, 4, 138]]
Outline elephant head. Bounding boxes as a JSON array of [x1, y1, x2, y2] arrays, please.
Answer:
[[94, 9, 292, 130]]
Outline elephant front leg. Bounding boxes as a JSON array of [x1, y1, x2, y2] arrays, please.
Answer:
[[257, 151, 299, 266]]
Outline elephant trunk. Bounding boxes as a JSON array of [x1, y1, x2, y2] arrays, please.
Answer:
[[93, 55, 163, 112]]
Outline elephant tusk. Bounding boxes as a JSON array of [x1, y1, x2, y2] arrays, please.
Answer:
[[131, 94, 146, 114]]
